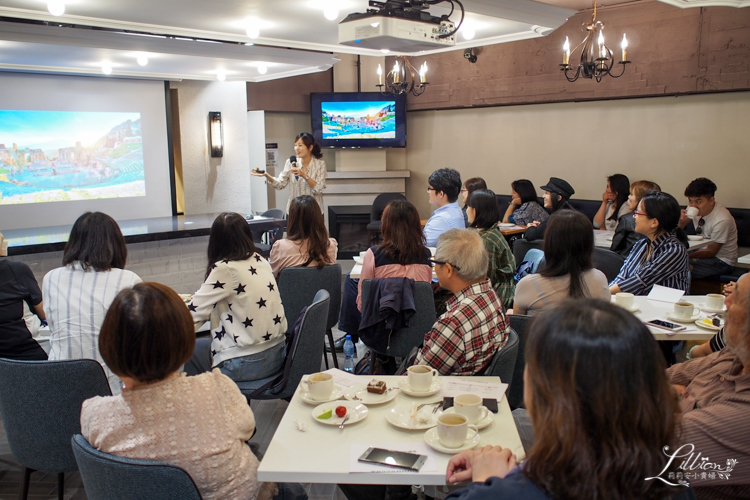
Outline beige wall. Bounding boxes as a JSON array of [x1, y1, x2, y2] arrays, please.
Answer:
[[406, 91, 750, 218]]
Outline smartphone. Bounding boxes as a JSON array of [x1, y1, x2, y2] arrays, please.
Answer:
[[358, 447, 428, 471], [646, 319, 687, 332], [253, 168, 265, 174]]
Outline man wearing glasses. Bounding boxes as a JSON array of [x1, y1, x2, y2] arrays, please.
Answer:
[[679, 178, 738, 280], [423, 168, 466, 247]]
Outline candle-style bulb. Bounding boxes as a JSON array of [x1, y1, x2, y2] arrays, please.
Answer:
[[377, 64, 382, 85], [598, 31, 604, 46], [420, 62, 427, 83], [621, 33, 628, 62], [562, 36, 570, 65]]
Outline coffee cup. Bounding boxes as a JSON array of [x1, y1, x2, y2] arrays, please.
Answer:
[[686, 207, 699, 218], [302, 372, 334, 401], [673, 301, 699, 320], [615, 292, 634, 310], [437, 413, 478, 448], [407, 365, 438, 392], [706, 294, 725, 311], [454, 394, 489, 424]]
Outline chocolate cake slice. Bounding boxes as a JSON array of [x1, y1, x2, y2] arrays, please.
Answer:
[[366, 379, 387, 395]]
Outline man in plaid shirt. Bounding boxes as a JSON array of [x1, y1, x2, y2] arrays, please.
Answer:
[[415, 229, 510, 375]]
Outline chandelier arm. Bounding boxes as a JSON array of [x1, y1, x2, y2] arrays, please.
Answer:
[[563, 66, 581, 82]]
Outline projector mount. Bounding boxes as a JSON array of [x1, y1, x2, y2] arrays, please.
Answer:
[[360, 0, 465, 39]]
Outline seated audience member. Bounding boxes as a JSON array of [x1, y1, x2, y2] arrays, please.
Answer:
[[0, 232, 47, 360], [524, 177, 575, 241], [423, 168, 465, 246], [186, 213, 287, 389], [593, 174, 631, 231], [467, 189, 516, 309], [460, 177, 487, 227], [444, 300, 692, 500], [678, 177, 738, 279], [414, 229, 509, 375], [502, 179, 548, 226], [610, 191, 690, 295], [611, 180, 661, 258], [667, 273, 750, 499], [43, 212, 141, 394], [513, 210, 610, 316], [81, 282, 306, 500], [269, 195, 337, 278]]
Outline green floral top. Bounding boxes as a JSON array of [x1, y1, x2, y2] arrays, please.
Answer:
[[478, 226, 516, 309]]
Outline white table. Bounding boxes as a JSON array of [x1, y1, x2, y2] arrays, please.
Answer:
[[594, 230, 713, 250], [257, 375, 524, 486], [613, 295, 721, 341], [738, 253, 750, 265], [350, 248, 437, 280]]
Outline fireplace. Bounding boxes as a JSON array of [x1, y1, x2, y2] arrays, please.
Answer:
[[328, 205, 371, 259]]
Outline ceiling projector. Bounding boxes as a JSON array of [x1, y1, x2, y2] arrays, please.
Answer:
[[339, 0, 457, 52]]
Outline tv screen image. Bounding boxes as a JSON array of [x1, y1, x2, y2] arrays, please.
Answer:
[[322, 101, 396, 140], [0, 110, 144, 206]]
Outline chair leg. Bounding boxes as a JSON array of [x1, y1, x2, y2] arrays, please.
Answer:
[[369, 350, 376, 375], [323, 341, 330, 370], [326, 329, 339, 369], [57, 472, 64, 500], [18, 467, 33, 500]]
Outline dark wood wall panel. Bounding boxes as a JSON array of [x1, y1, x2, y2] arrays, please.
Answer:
[[247, 68, 333, 112]]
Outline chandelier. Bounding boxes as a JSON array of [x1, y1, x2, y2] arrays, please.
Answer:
[[376, 56, 429, 97], [560, 2, 630, 83]]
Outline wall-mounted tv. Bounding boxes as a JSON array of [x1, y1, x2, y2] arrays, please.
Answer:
[[311, 92, 406, 148]]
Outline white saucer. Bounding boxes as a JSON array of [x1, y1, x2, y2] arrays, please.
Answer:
[[298, 384, 344, 405], [423, 427, 480, 454], [666, 313, 701, 323], [695, 319, 722, 331], [344, 384, 398, 405], [687, 235, 704, 241], [398, 378, 442, 397], [700, 305, 727, 314], [619, 303, 640, 313], [386, 404, 443, 430], [498, 223, 515, 228], [311, 401, 368, 426], [442, 407, 493, 430]]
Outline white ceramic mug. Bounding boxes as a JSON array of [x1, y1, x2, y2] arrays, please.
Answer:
[[615, 292, 634, 310], [454, 394, 489, 424], [673, 301, 699, 320], [686, 207, 699, 218], [407, 365, 438, 392], [301, 372, 334, 401], [437, 413, 478, 448], [705, 293, 725, 311]]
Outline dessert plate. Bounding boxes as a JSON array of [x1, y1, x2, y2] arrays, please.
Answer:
[[700, 305, 727, 314], [311, 401, 368, 426], [343, 384, 398, 405], [297, 384, 344, 405], [398, 378, 442, 397], [695, 318, 722, 331], [386, 404, 443, 430], [424, 427, 480, 454]]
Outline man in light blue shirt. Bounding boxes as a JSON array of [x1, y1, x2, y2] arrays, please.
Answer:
[[424, 168, 466, 247]]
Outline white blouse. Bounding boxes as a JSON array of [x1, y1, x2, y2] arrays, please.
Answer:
[[268, 157, 327, 213]]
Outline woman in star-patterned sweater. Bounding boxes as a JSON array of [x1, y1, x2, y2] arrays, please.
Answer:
[[188, 213, 288, 387]]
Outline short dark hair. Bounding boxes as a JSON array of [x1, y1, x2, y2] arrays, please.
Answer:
[[542, 210, 594, 299], [63, 212, 127, 272], [295, 132, 323, 159], [511, 179, 538, 205], [287, 195, 333, 269], [100, 282, 195, 383], [462, 177, 487, 208], [428, 168, 462, 203], [205, 212, 256, 279], [641, 191, 681, 233], [684, 177, 717, 198], [468, 189, 501, 230], [607, 174, 630, 222]]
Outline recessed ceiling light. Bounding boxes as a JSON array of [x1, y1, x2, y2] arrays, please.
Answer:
[[258, 65, 268, 75], [381, 49, 390, 54], [217, 73, 226, 81], [371, 22, 380, 28], [324, 7, 339, 20], [47, 1, 65, 16], [462, 26, 475, 41], [246, 26, 260, 39], [245, 42, 254, 46], [101, 65, 112, 75], [136, 55, 148, 66]]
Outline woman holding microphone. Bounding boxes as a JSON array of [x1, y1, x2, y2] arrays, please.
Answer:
[[252, 132, 327, 213]]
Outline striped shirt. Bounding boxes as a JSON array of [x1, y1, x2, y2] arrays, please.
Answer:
[[478, 226, 516, 309], [667, 349, 750, 499], [610, 232, 690, 295], [43, 264, 141, 395]]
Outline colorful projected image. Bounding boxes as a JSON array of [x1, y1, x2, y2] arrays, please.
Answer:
[[321, 101, 396, 139], [0, 110, 144, 205]]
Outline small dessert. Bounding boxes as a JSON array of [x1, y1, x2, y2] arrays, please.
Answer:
[[367, 379, 387, 395]]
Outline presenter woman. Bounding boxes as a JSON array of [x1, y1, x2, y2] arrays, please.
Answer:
[[252, 132, 327, 213]]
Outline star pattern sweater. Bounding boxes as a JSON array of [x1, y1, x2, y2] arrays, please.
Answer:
[[189, 254, 288, 367]]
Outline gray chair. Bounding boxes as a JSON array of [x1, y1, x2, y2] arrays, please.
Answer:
[[507, 314, 533, 409], [253, 208, 286, 257], [278, 264, 342, 369], [366, 193, 407, 243], [592, 247, 625, 282], [361, 279, 436, 373], [72, 434, 202, 500], [0, 358, 111, 500], [485, 328, 519, 390], [236, 289, 330, 401]]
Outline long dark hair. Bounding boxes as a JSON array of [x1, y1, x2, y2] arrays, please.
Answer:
[[205, 212, 256, 279], [379, 200, 427, 265], [286, 195, 333, 269], [296, 132, 323, 159], [524, 300, 680, 500], [608, 174, 631, 221], [63, 212, 127, 272], [468, 189, 500, 230], [541, 210, 594, 298], [511, 179, 538, 205], [549, 193, 572, 212], [462, 177, 487, 208]]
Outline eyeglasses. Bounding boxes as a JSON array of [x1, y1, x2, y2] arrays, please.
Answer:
[[633, 211, 648, 218], [427, 187, 437, 192], [696, 218, 705, 235], [429, 257, 461, 271]]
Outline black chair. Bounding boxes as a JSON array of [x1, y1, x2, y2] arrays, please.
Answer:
[[592, 247, 625, 282], [512, 238, 544, 269], [507, 314, 533, 409], [253, 208, 286, 257], [366, 193, 406, 244], [0, 359, 111, 500], [485, 328, 519, 390], [72, 434, 202, 500]]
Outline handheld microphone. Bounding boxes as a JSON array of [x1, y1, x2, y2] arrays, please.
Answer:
[[290, 155, 298, 180]]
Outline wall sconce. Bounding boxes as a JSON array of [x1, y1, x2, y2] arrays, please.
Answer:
[[208, 111, 223, 158]]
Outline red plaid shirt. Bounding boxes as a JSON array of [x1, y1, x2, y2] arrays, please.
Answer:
[[415, 279, 509, 376]]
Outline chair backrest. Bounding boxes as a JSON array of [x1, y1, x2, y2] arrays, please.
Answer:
[[0, 358, 111, 473], [277, 264, 341, 332], [507, 314, 533, 409], [262, 208, 285, 219], [72, 434, 202, 500], [361, 279, 436, 358], [592, 247, 625, 282], [512, 238, 544, 269], [253, 209, 286, 244], [370, 193, 407, 223], [486, 328, 519, 386]]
